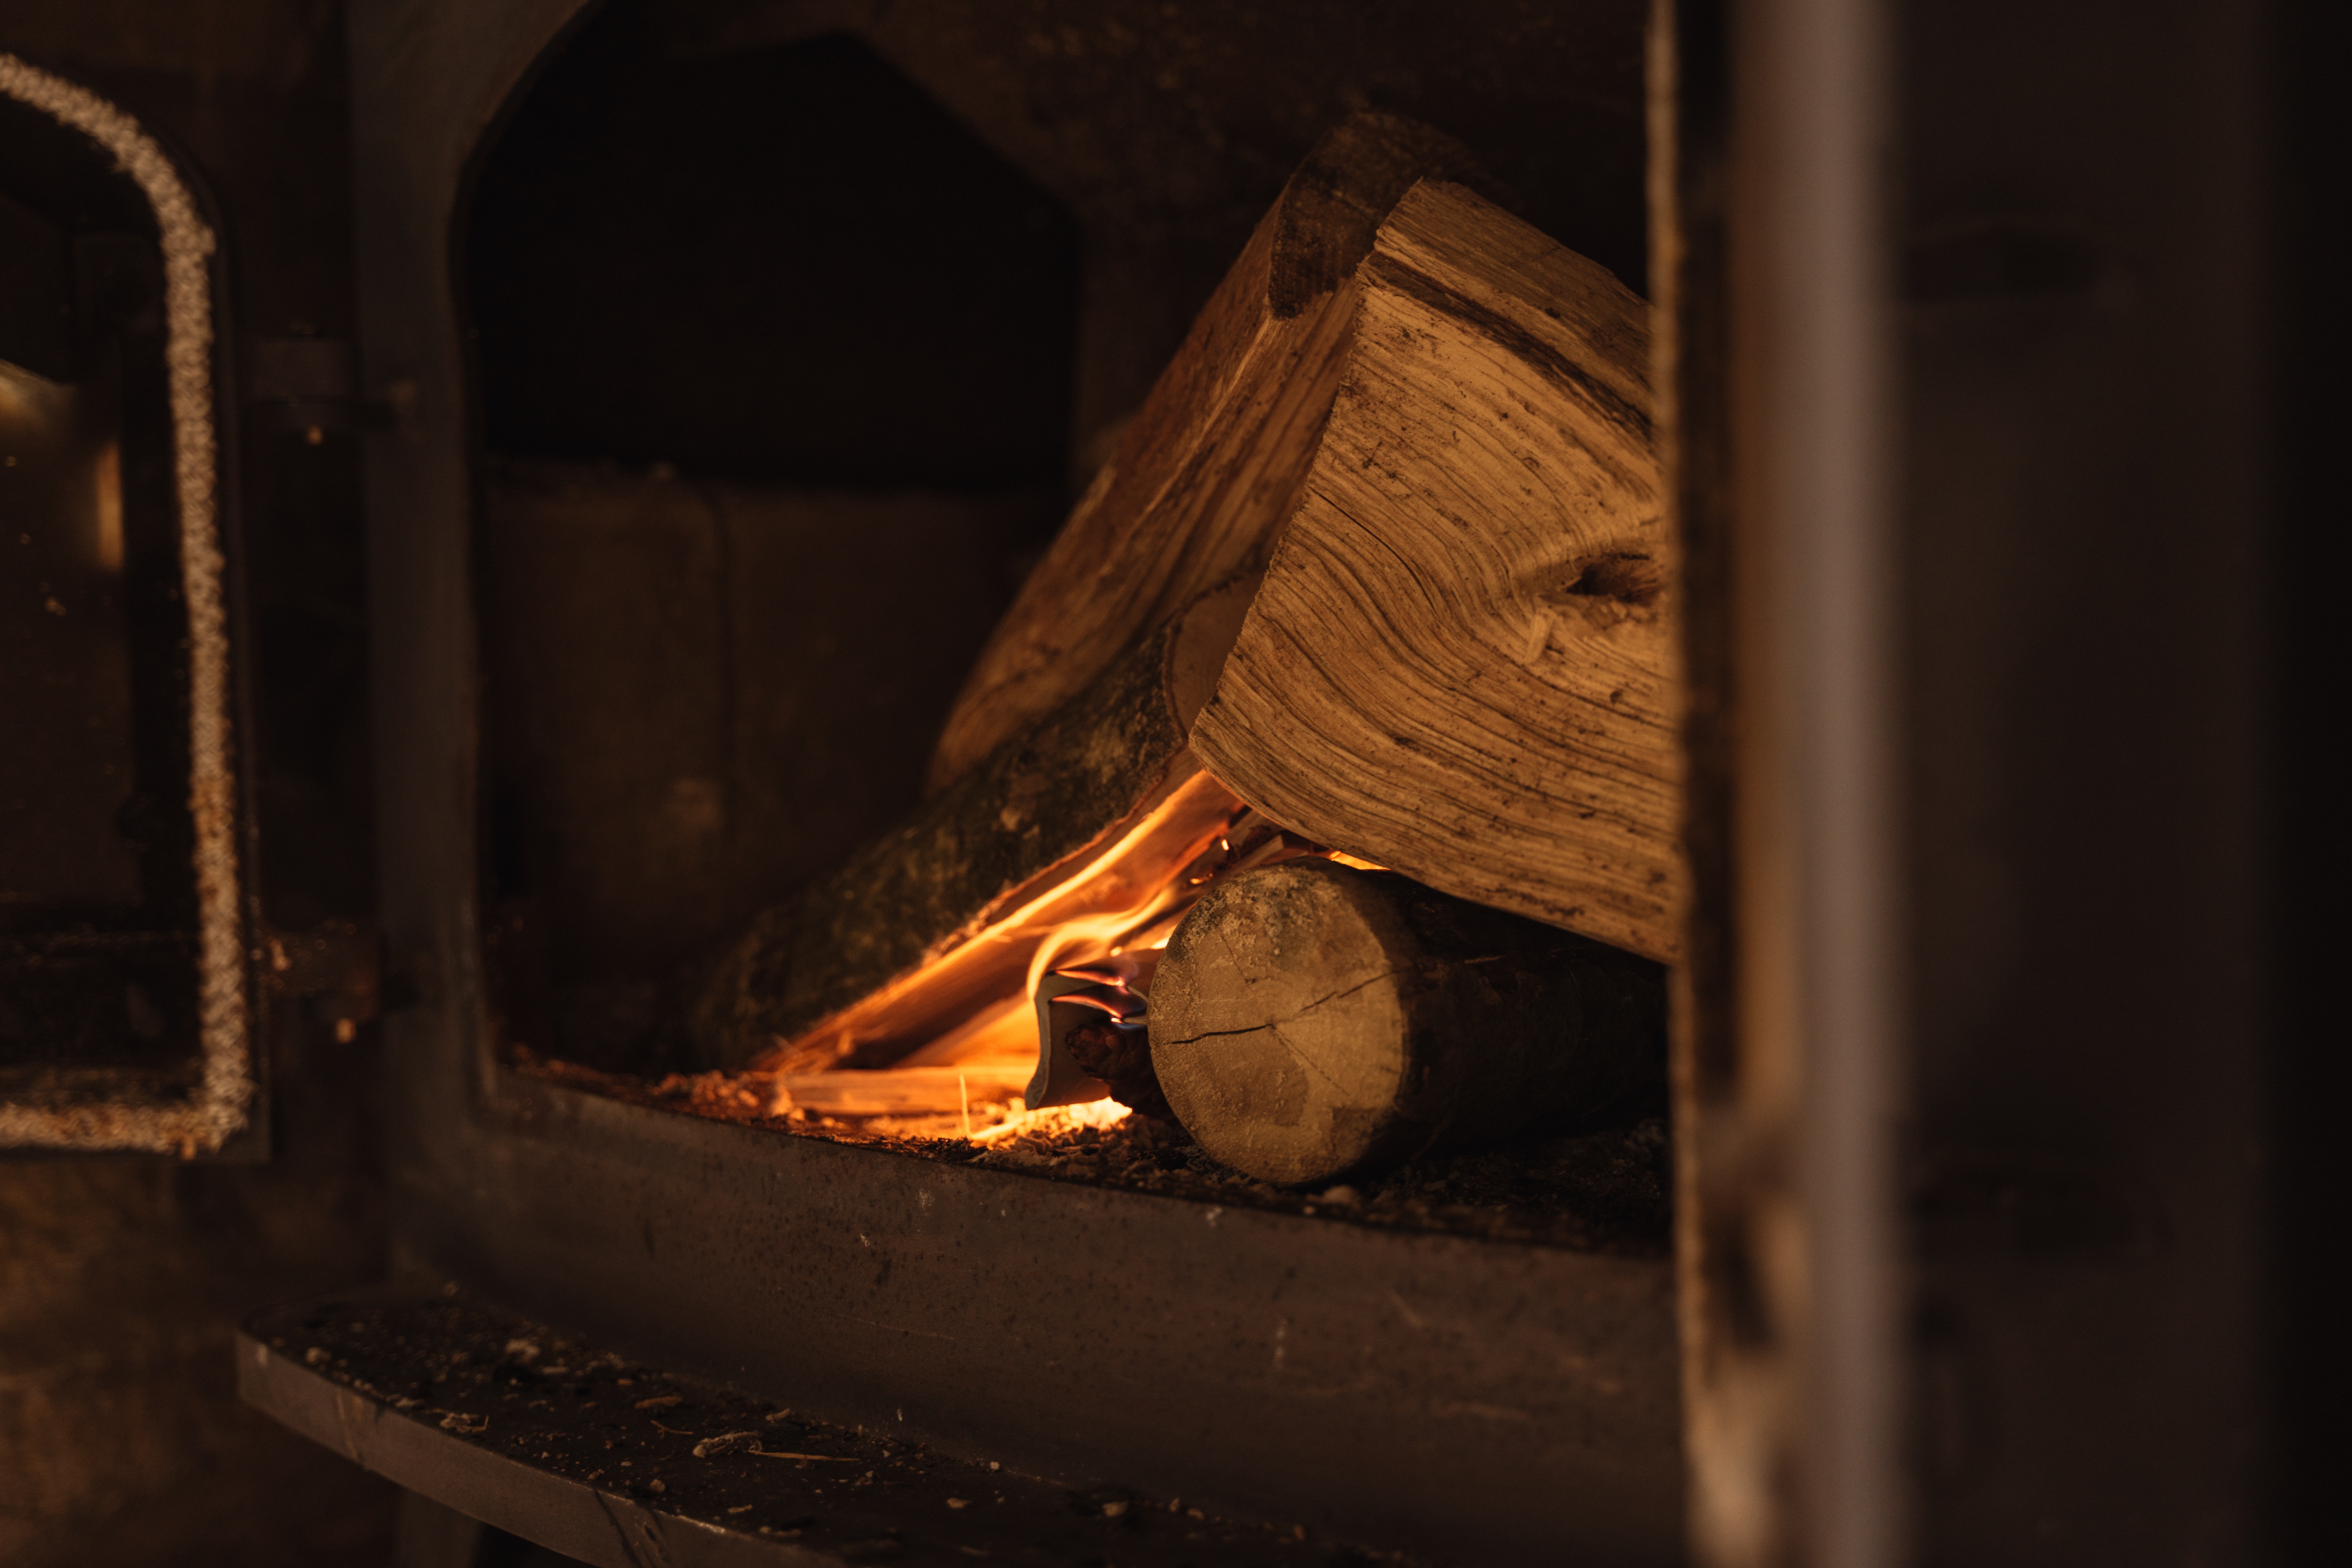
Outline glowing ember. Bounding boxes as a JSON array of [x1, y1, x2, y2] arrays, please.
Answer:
[[1018, 873, 1185, 1002], [749, 771, 1248, 1076], [967, 1098, 1132, 1143], [754, 769, 1367, 1136]]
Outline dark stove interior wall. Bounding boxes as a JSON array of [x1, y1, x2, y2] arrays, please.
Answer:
[[467, 25, 1083, 489], [653, 0, 1653, 471], [1887, 0, 2352, 1555], [477, 474, 1060, 1065], [0, 3, 396, 1564], [464, 18, 1089, 1068], [463, 0, 1652, 1073], [0, 99, 207, 1076]]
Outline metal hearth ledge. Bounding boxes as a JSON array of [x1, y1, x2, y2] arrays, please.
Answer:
[[239, 1287, 1354, 1567]]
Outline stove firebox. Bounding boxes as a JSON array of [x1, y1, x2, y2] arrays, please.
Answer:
[[324, 1, 1680, 1561]]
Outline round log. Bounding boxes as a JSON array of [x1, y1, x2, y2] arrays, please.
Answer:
[[1147, 859, 1663, 1185]]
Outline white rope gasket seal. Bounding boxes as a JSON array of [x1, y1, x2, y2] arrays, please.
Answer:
[[0, 53, 252, 1155]]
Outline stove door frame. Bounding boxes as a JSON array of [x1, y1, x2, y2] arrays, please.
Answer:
[[348, 2, 1683, 1561], [1, 51, 266, 1161]]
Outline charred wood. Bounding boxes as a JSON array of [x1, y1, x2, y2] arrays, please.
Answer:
[[691, 593, 1250, 1072], [1061, 1020, 1174, 1123]]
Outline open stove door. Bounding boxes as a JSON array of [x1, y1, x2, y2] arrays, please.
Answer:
[[0, 53, 311, 1160]]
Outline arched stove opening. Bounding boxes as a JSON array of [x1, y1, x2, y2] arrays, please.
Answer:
[[460, 14, 1085, 1072]]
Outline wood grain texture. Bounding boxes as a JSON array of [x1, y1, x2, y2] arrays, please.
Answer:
[[1149, 859, 1664, 1186], [926, 114, 1489, 791], [1190, 180, 1684, 961]]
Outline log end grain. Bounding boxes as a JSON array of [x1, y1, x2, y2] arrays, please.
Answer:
[[1189, 178, 1686, 963], [925, 115, 1499, 793], [1149, 859, 1664, 1186]]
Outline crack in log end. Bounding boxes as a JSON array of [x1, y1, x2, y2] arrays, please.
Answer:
[[1559, 553, 1667, 607], [1150, 862, 1664, 1185], [1157, 967, 1405, 1051]]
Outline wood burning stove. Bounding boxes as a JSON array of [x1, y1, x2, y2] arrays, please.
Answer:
[[7, 0, 2305, 1563], [236, 2, 1685, 1562]]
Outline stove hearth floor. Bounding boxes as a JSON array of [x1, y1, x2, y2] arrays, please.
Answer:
[[241, 1288, 1357, 1567]]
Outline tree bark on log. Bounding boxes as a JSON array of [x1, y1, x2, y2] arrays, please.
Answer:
[[691, 590, 1255, 1071], [1189, 179, 1684, 962], [925, 113, 1494, 792], [1147, 859, 1664, 1187]]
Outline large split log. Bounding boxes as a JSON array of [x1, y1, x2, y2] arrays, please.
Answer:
[[1189, 180, 1684, 962], [1147, 859, 1664, 1186], [925, 113, 1491, 792]]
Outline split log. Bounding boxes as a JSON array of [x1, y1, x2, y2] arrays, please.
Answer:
[[925, 113, 1494, 791], [1189, 180, 1684, 962], [1147, 859, 1664, 1187]]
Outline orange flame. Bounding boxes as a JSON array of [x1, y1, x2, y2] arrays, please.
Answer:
[[753, 763, 1345, 1136], [750, 769, 1245, 1076]]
